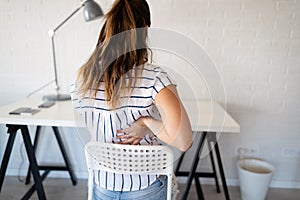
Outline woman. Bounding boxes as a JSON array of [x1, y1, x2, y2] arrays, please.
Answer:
[[71, 0, 192, 199]]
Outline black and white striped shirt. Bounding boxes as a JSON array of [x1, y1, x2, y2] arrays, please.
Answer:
[[71, 64, 175, 191]]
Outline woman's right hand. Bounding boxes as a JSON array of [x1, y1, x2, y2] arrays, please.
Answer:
[[116, 117, 154, 145]]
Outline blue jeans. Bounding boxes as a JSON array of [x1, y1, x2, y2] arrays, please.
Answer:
[[92, 176, 167, 200]]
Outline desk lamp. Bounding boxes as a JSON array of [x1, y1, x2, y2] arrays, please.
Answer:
[[43, 0, 103, 101]]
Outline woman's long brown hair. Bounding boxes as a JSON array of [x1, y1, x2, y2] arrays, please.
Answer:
[[77, 0, 151, 109]]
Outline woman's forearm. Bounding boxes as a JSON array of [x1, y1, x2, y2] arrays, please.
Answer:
[[143, 117, 192, 152]]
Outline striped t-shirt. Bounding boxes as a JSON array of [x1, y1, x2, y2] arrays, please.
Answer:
[[71, 63, 175, 192]]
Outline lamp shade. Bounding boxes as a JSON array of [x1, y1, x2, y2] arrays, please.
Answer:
[[84, 0, 104, 21]]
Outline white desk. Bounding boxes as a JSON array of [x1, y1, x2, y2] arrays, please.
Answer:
[[0, 98, 78, 200], [0, 98, 77, 127], [0, 98, 239, 132], [182, 100, 240, 133], [0, 98, 239, 200]]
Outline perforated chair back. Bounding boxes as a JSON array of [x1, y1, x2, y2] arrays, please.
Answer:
[[85, 142, 174, 200]]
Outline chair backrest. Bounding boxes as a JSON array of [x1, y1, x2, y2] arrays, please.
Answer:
[[85, 142, 174, 200]]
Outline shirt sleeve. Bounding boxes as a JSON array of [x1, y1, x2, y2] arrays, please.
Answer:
[[152, 67, 177, 101]]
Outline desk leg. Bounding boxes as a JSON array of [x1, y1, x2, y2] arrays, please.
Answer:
[[181, 131, 207, 200], [0, 126, 17, 193], [22, 169, 50, 200], [25, 126, 42, 185], [208, 132, 230, 200], [52, 127, 77, 185], [175, 152, 185, 174], [207, 137, 220, 193], [194, 176, 204, 200], [20, 125, 46, 200]]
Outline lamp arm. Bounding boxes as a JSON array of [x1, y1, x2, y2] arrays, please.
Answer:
[[50, 36, 59, 90], [52, 3, 84, 34], [48, 2, 85, 92]]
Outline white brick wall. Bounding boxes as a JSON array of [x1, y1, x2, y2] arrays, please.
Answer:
[[0, 0, 299, 188]]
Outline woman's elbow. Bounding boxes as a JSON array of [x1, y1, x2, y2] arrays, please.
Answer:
[[179, 126, 193, 152], [178, 140, 193, 152]]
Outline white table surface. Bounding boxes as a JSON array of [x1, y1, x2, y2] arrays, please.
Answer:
[[0, 98, 76, 128], [182, 100, 240, 133], [0, 98, 240, 133]]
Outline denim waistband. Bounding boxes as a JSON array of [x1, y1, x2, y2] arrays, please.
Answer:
[[93, 175, 167, 200]]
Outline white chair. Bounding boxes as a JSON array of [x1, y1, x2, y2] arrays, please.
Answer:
[[85, 142, 174, 200]]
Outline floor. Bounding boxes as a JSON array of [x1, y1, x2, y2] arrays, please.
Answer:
[[0, 177, 300, 200]]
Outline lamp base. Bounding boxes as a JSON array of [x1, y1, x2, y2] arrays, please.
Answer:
[[43, 94, 71, 101]]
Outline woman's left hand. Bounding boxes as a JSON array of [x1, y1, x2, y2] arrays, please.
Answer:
[[116, 117, 153, 145]]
